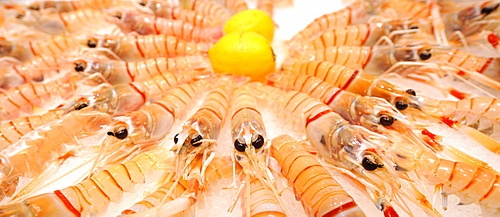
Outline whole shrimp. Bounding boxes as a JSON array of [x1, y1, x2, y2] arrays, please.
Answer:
[[290, 20, 436, 55], [60, 69, 198, 118], [442, 1, 500, 37], [148, 76, 235, 216], [270, 135, 367, 217], [72, 55, 213, 85], [0, 109, 114, 200], [21, 0, 139, 12], [0, 34, 88, 62], [122, 156, 239, 215], [0, 55, 69, 89], [0, 73, 106, 122], [287, 0, 385, 45], [137, 2, 223, 28], [0, 146, 174, 216], [13, 8, 117, 35], [97, 80, 208, 167], [251, 84, 441, 216], [108, 10, 223, 42], [227, 85, 289, 216], [84, 34, 212, 61]]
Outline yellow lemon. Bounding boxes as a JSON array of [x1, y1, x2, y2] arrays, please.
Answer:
[[208, 31, 276, 82], [224, 9, 274, 42]]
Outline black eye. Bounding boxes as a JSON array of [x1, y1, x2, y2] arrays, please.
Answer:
[[379, 115, 395, 127], [174, 134, 179, 144], [114, 127, 128, 139], [75, 103, 88, 110], [74, 61, 87, 72], [362, 157, 382, 171], [28, 5, 40, 10], [114, 13, 122, 19], [481, 4, 499, 15], [395, 100, 408, 110], [139, 0, 147, 6], [107, 131, 114, 136], [191, 135, 202, 147], [252, 135, 265, 149], [234, 139, 246, 152], [87, 39, 97, 48], [405, 89, 416, 96], [409, 25, 419, 29], [16, 13, 25, 19], [419, 51, 431, 60]]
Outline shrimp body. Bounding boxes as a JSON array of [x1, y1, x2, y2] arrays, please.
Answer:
[[0, 55, 67, 89], [270, 135, 366, 217], [141, 4, 222, 28], [24, 0, 136, 12], [192, 1, 232, 24], [15, 9, 110, 35], [243, 176, 286, 217], [288, 1, 381, 45], [73, 55, 213, 85], [101, 81, 207, 165], [110, 10, 222, 42], [86, 35, 211, 61], [424, 97, 500, 139], [0, 73, 104, 121], [0, 35, 81, 62], [0, 147, 174, 216]]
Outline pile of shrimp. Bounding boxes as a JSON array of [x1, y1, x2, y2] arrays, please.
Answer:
[[0, 0, 499, 216]]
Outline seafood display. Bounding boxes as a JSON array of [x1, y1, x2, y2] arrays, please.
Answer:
[[0, 0, 499, 217]]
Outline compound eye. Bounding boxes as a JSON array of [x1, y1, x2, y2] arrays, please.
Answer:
[[481, 4, 499, 15], [74, 60, 87, 72], [173, 134, 179, 144], [87, 38, 98, 48], [418, 49, 432, 60], [409, 25, 419, 29], [191, 135, 203, 147], [138, 0, 147, 6], [114, 127, 128, 139], [113, 12, 122, 19], [75, 102, 88, 110], [16, 13, 25, 19], [395, 100, 409, 110], [362, 157, 382, 171], [252, 135, 265, 149], [234, 139, 246, 152], [28, 5, 40, 10], [379, 115, 395, 127], [405, 89, 416, 96]]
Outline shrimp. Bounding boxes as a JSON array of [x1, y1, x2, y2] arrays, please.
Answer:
[[191, 1, 232, 24], [0, 55, 68, 89], [228, 85, 288, 216], [270, 135, 367, 217], [72, 55, 213, 85], [13, 8, 114, 35], [122, 156, 238, 215], [422, 97, 500, 140], [0, 98, 98, 150], [251, 85, 441, 216], [23, 0, 138, 12], [290, 20, 434, 55], [62, 70, 198, 117], [210, 0, 249, 14], [0, 34, 88, 62], [287, 0, 384, 45], [109, 10, 223, 42], [442, 1, 500, 37], [0, 110, 114, 200], [0, 73, 106, 122], [0, 146, 174, 216], [143, 76, 235, 216], [241, 176, 286, 217], [137, 3, 222, 28], [381, 0, 433, 20], [97, 80, 208, 166], [84, 35, 212, 61]]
